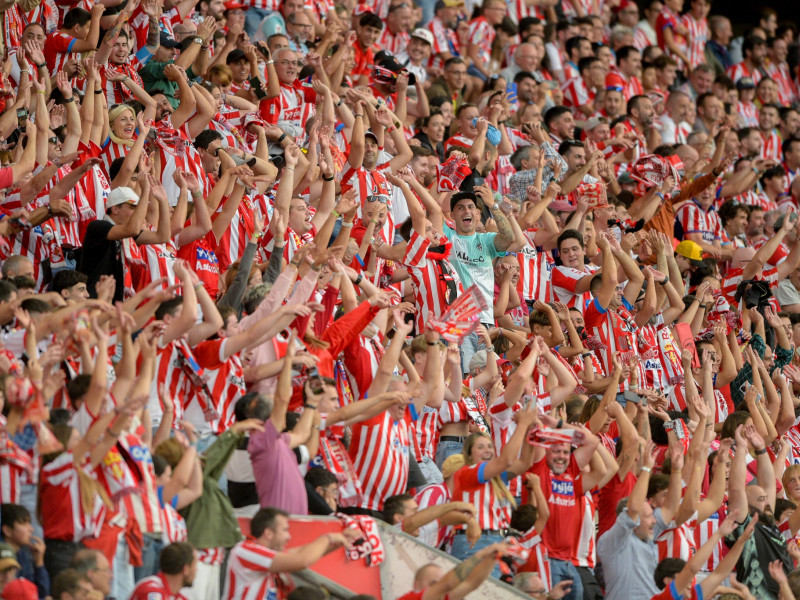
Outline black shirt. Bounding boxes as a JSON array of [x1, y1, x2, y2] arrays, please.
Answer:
[[77, 219, 126, 302]]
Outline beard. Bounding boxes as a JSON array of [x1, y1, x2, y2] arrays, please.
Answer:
[[753, 507, 776, 528]]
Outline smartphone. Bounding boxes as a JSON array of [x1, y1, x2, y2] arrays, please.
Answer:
[[250, 76, 267, 100], [547, 80, 558, 91], [16, 108, 27, 128], [506, 82, 518, 104]]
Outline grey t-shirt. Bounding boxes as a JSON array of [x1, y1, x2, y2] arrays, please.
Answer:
[[596, 507, 670, 600], [775, 279, 800, 309]]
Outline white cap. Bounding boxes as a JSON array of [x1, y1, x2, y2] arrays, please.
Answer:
[[411, 28, 434, 45], [106, 187, 139, 210]]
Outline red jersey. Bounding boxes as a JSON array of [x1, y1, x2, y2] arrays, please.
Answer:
[[190, 338, 245, 436], [452, 462, 512, 531], [529, 455, 585, 562], [259, 80, 317, 133], [349, 411, 411, 511], [130, 573, 189, 600], [583, 298, 642, 393], [223, 540, 278, 600], [40, 453, 106, 542], [43, 31, 79, 74], [551, 264, 599, 311]]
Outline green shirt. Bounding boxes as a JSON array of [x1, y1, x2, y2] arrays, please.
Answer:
[[179, 430, 244, 549], [140, 61, 196, 109]]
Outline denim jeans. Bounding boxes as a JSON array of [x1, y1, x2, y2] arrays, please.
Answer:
[[451, 531, 506, 579], [417, 455, 444, 486], [19, 484, 42, 538], [549, 558, 584, 600], [434, 439, 463, 470], [133, 535, 163, 582], [460, 332, 479, 376]]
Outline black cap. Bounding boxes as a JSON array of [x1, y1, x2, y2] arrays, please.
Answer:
[[226, 49, 247, 64], [160, 32, 181, 49]]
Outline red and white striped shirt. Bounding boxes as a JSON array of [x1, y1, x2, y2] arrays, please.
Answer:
[[349, 411, 411, 511], [694, 498, 726, 572], [576, 491, 597, 568], [377, 28, 410, 56], [551, 264, 599, 311], [726, 61, 763, 85], [411, 406, 441, 462], [39, 453, 106, 542], [765, 60, 798, 105], [223, 540, 277, 600], [762, 129, 782, 161], [561, 77, 596, 114], [190, 338, 246, 436], [131, 573, 189, 600], [452, 463, 512, 531], [682, 14, 708, 69], [159, 498, 188, 544], [149, 338, 196, 428], [120, 432, 163, 535], [100, 62, 146, 105], [583, 298, 642, 393], [657, 515, 698, 561], [737, 101, 760, 128], [43, 31, 80, 74], [259, 80, 317, 133], [403, 231, 464, 331], [517, 526, 552, 590], [517, 232, 553, 303], [100, 138, 131, 175], [675, 199, 722, 244], [467, 17, 495, 66]]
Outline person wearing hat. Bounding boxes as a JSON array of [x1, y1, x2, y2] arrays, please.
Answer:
[[396, 28, 433, 86], [223, 0, 247, 32], [0, 544, 20, 597], [78, 185, 170, 302]]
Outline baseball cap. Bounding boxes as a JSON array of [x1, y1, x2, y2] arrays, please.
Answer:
[[226, 49, 247, 64], [675, 240, 703, 262], [159, 32, 181, 49], [583, 116, 603, 131], [224, 0, 247, 9], [468, 349, 488, 372], [0, 544, 20, 572], [0, 579, 36, 600], [736, 77, 756, 90], [435, 0, 464, 9], [106, 187, 139, 210], [550, 200, 577, 213], [605, 71, 625, 92], [410, 28, 434, 45], [365, 129, 379, 143]]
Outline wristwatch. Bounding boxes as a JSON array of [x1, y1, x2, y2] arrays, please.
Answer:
[[193, 36, 203, 45]]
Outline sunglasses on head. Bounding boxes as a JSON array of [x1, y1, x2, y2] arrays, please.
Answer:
[[366, 195, 389, 204]]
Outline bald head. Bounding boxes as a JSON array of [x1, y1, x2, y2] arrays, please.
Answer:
[[731, 247, 756, 269], [674, 144, 699, 170], [414, 564, 444, 590]]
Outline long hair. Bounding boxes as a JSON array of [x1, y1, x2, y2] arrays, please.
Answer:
[[462, 432, 517, 509]]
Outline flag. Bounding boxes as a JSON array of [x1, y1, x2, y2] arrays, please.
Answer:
[[429, 284, 487, 342]]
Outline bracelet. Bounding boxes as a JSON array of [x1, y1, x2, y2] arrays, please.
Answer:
[[276, 133, 287, 144], [386, 125, 396, 133], [63, 97, 75, 103], [285, 167, 295, 172], [754, 447, 768, 456], [303, 403, 318, 410], [201, 45, 209, 50], [354, 114, 363, 118], [289, 261, 301, 268], [556, 419, 563, 429], [336, 99, 343, 107], [655, 192, 664, 201], [699, 303, 709, 309], [581, 352, 592, 358], [194, 283, 204, 291], [36, 90, 45, 95], [331, 210, 340, 218], [19, 69, 28, 74], [266, 60, 274, 65], [36, 63, 46, 70], [341, 221, 353, 228], [323, 174, 334, 181], [354, 273, 363, 285], [658, 275, 669, 286], [641, 466, 652, 473], [94, 89, 103, 94], [190, 190, 202, 198]]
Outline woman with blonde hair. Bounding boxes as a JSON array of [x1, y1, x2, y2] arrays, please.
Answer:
[[450, 404, 539, 576]]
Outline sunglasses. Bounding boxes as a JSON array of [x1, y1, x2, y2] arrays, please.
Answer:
[[366, 195, 389, 204], [48, 137, 60, 144]]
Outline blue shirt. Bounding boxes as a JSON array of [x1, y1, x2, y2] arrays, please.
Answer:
[[442, 225, 502, 324]]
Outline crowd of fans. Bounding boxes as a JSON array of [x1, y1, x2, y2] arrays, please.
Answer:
[[0, 0, 800, 598]]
